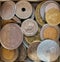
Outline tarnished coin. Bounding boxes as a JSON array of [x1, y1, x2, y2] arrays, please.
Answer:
[[35, 2, 45, 26], [37, 40, 60, 62], [1, 47, 18, 62], [1, 1, 15, 20], [25, 28, 41, 45], [1, 20, 16, 27], [40, 0, 59, 20], [27, 41, 40, 61], [45, 8, 60, 26], [21, 18, 38, 36], [40, 24, 59, 42], [16, 1, 33, 19], [45, 2, 59, 13], [0, 23, 23, 50], [18, 44, 27, 61]]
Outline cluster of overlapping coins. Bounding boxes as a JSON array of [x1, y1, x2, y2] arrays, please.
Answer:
[[0, 0, 60, 62]]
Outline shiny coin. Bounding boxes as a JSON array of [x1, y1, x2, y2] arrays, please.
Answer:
[[37, 39, 60, 62], [45, 8, 60, 26]]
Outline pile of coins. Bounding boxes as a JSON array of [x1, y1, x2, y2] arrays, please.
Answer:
[[0, 0, 60, 62]]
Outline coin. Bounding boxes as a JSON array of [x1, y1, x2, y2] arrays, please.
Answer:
[[27, 41, 40, 61], [1, 1, 15, 20], [35, 2, 45, 26], [40, 24, 59, 42], [18, 44, 27, 61], [45, 8, 60, 26], [37, 39, 60, 62], [21, 18, 38, 36], [16, 1, 33, 19], [1, 47, 18, 62], [25, 28, 41, 45], [1, 23, 23, 50]]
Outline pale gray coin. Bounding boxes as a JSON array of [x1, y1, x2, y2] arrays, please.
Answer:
[[37, 40, 60, 62]]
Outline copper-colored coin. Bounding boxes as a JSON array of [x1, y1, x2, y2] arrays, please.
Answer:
[[0, 23, 23, 50], [16, 1, 33, 19]]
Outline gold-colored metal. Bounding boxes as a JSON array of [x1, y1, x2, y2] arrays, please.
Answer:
[[25, 28, 41, 45], [35, 2, 45, 26]]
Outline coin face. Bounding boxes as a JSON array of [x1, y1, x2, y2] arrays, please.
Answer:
[[40, 24, 59, 41], [21, 19, 38, 36], [16, 1, 33, 19], [0, 23, 23, 50], [27, 41, 40, 61], [40, 0, 59, 20], [1, 1, 15, 20], [1, 47, 18, 62], [45, 8, 60, 26], [1, 20, 16, 27], [18, 44, 27, 61], [24, 28, 41, 45], [37, 40, 60, 62]]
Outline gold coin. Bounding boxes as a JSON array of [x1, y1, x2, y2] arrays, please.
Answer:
[[1, 47, 18, 62], [27, 41, 40, 61], [40, 24, 59, 41], [35, 2, 45, 26], [25, 28, 41, 45], [46, 8, 60, 26]]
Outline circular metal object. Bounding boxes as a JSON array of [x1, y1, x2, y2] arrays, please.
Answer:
[[1, 1, 15, 20], [1, 47, 18, 62], [40, 24, 59, 42], [16, 1, 33, 19], [35, 2, 45, 26], [21, 19, 38, 36], [37, 40, 60, 62], [24, 28, 41, 45], [27, 41, 40, 61], [1, 23, 23, 50], [40, 0, 59, 20], [18, 44, 27, 61]]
